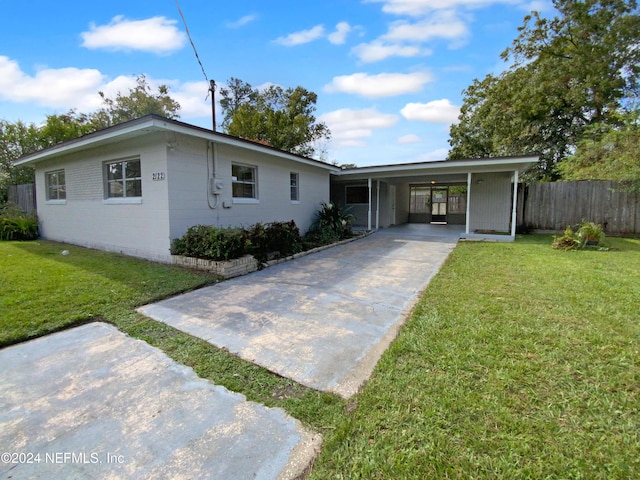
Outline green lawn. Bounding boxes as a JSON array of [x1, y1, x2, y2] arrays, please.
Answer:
[[2, 236, 639, 479]]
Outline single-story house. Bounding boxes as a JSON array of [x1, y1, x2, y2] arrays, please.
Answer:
[[15, 115, 538, 262]]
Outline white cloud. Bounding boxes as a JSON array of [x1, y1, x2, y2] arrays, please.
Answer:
[[328, 22, 353, 45], [0, 56, 213, 120], [325, 71, 433, 98], [170, 80, 212, 118], [383, 11, 470, 46], [419, 147, 451, 161], [398, 133, 421, 144], [274, 25, 325, 46], [226, 14, 258, 29], [364, 0, 520, 16], [0, 56, 105, 110], [352, 41, 429, 63], [401, 99, 461, 123], [81, 15, 186, 54], [319, 108, 398, 147]]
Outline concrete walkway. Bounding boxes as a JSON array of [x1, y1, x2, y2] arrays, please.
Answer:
[[0, 323, 320, 480], [139, 225, 459, 398]]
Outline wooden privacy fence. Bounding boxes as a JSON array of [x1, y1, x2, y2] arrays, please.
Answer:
[[7, 184, 37, 215], [518, 180, 640, 235]]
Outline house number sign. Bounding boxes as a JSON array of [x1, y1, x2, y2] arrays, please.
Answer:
[[152, 172, 166, 181]]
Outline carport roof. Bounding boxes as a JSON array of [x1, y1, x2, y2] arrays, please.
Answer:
[[333, 155, 539, 184]]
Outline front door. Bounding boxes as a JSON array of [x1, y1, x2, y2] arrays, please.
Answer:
[[431, 187, 447, 223], [388, 185, 396, 226]]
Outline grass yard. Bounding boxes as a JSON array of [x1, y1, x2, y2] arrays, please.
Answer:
[[1, 236, 639, 479], [310, 235, 640, 479]]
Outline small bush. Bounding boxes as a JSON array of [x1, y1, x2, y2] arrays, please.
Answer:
[[552, 221, 606, 250], [0, 203, 39, 241], [247, 220, 302, 262], [171, 225, 247, 261]]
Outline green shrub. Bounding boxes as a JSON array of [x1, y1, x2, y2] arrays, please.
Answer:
[[0, 203, 39, 241], [308, 202, 355, 244], [171, 225, 247, 261], [576, 221, 605, 246], [247, 220, 303, 262], [552, 221, 606, 250]]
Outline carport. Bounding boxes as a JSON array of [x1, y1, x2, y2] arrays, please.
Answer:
[[331, 155, 538, 241]]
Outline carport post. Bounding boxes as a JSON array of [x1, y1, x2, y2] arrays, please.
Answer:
[[511, 169, 519, 237], [375, 180, 380, 230], [465, 172, 471, 235], [367, 178, 372, 230]]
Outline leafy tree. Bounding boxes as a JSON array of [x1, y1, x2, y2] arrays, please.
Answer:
[[1, 74, 182, 193], [0, 112, 96, 196], [220, 79, 331, 159], [91, 74, 181, 129], [0, 120, 39, 194], [449, 0, 640, 180], [39, 110, 95, 147], [218, 77, 257, 131], [558, 109, 640, 190]]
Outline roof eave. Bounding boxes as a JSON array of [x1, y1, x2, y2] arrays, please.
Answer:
[[14, 115, 339, 173], [334, 155, 539, 179]]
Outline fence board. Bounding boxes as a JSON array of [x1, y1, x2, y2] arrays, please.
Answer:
[[522, 180, 639, 235], [7, 184, 36, 215]]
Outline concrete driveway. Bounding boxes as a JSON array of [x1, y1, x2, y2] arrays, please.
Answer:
[[0, 323, 320, 480], [139, 225, 460, 398]]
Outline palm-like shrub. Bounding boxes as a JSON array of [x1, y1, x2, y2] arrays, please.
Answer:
[[0, 203, 39, 241], [308, 202, 355, 244]]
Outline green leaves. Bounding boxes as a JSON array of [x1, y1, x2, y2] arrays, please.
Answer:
[[93, 74, 181, 129], [221, 79, 331, 159], [449, 0, 640, 181], [1, 74, 182, 193]]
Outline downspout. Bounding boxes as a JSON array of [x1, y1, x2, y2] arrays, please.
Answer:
[[510, 169, 519, 238], [207, 141, 221, 226], [465, 172, 471, 235], [367, 178, 372, 231]]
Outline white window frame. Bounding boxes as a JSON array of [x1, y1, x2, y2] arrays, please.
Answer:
[[103, 157, 142, 204], [45, 169, 66, 204], [290, 172, 300, 203], [232, 163, 259, 204]]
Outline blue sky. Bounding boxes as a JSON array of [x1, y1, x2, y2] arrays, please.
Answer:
[[0, 0, 551, 166]]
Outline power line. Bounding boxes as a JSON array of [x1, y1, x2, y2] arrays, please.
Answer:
[[174, 0, 217, 130], [174, 0, 209, 84]]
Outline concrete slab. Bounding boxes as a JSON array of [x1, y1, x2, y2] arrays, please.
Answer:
[[139, 225, 457, 398], [0, 323, 320, 480]]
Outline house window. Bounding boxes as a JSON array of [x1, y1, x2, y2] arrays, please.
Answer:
[[290, 172, 299, 202], [232, 164, 257, 199], [45, 169, 66, 201], [105, 158, 142, 199], [346, 185, 369, 204]]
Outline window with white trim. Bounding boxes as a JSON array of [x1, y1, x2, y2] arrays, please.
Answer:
[[232, 163, 257, 199], [45, 169, 66, 200], [290, 172, 299, 202], [104, 158, 142, 199]]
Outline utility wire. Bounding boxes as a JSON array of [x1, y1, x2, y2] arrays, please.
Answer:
[[174, 0, 209, 85]]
